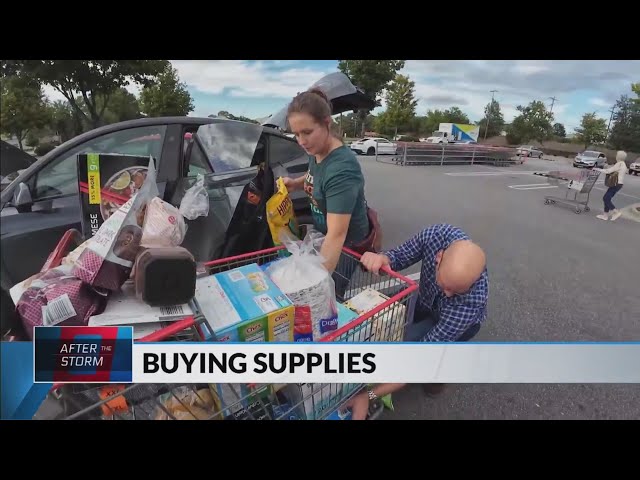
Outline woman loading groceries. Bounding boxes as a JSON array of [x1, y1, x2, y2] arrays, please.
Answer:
[[281, 88, 378, 295]]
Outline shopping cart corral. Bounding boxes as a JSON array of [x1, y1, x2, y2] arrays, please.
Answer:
[[535, 170, 600, 214], [35, 247, 418, 421]]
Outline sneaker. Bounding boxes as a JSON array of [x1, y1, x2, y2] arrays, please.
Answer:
[[596, 213, 609, 220], [610, 210, 622, 221]]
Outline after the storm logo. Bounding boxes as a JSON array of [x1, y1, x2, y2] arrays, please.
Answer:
[[34, 326, 133, 383]]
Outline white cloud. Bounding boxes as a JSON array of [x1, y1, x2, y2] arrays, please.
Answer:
[[397, 60, 639, 129], [171, 60, 331, 99], [589, 97, 611, 108]]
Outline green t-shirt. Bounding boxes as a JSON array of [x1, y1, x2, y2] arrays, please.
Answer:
[[303, 145, 370, 244]]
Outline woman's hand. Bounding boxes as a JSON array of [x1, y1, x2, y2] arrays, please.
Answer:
[[282, 176, 304, 192]]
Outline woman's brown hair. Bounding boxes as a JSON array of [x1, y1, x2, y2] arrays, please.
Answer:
[[287, 88, 333, 125]]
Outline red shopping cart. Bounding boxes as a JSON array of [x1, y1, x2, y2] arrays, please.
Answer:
[[34, 246, 418, 421]]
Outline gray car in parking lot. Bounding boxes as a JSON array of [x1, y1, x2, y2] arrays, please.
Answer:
[[573, 150, 606, 168]]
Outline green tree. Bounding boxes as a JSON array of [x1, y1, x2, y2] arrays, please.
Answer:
[[444, 107, 470, 124], [631, 82, 640, 103], [46, 101, 78, 141], [608, 93, 640, 152], [140, 64, 194, 117], [478, 99, 505, 139], [553, 122, 566, 138], [216, 111, 259, 124], [0, 76, 50, 150], [3, 60, 167, 129], [506, 100, 553, 144], [420, 107, 471, 136], [100, 88, 141, 123], [338, 60, 405, 135], [375, 74, 418, 135], [574, 113, 607, 148]]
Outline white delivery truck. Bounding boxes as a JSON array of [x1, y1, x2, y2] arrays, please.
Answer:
[[423, 123, 480, 144]]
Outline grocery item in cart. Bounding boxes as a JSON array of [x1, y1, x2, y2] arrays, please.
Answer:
[[265, 229, 338, 340], [134, 247, 196, 306], [11, 264, 108, 340], [141, 197, 187, 248], [89, 280, 193, 338], [194, 263, 294, 342], [77, 153, 153, 239], [266, 177, 299, 248], [155, 386, 222, 420], [344, 288, 405, 342], [72, 158, 158, 291]]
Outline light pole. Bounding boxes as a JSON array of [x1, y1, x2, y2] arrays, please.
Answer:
[[483, 90, 498, 141], [606, 105, 616, 140], [548, 96, 557, 115]]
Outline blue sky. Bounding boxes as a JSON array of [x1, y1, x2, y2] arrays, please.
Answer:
[[43, 60, 640, 133]]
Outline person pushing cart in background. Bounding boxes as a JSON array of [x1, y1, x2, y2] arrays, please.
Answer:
[[346, 223, 489, 420], [594, 150, 629, 222]]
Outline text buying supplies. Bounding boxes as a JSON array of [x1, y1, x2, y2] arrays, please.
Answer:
[[194, 264, 294, 342]]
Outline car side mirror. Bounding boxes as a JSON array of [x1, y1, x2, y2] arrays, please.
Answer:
[[13, 182, 33, 213]]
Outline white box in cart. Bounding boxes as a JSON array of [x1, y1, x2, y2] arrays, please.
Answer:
[[89, 281, 193, 336], [343, 288, 406, 342]]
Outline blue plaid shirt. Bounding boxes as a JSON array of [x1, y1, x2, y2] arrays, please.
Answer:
[[385, 224, 488, 342]]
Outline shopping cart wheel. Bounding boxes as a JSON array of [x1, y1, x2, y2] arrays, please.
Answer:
[[584, 206, 590, 212], [544, 199, 550, 205], [575, 208, 582, 214]]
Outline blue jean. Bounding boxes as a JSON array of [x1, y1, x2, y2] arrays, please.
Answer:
[[603, 185, 623, 212], [403, 307, 481, 342]]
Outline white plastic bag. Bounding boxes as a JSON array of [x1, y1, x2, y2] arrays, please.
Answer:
[[179, 174, 209, 220], [266, 229, 338, 341]]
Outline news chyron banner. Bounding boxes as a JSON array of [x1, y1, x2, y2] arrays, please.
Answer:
[[34, 326, 133, 383], [2, 325, 640, 419]]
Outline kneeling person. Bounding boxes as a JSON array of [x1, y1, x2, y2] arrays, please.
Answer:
[[347, 224, 488, 419]]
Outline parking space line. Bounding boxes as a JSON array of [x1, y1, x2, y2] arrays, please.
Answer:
[[508, 184, 558, 190]]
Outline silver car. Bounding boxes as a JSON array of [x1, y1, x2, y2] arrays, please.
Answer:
[[573, 150, 606, 168], [516, 145, 543, 158]]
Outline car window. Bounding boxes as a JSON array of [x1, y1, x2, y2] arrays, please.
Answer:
[[188, 140, 213, 177], [31, 125, 166, 201], [269, 134, 306, 164], [196, 122, 265, 173]]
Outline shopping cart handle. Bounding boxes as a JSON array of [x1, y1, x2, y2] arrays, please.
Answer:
[[139, 316, 196, 342]]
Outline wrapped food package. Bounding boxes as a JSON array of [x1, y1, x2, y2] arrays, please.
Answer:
[[72, 158, 158, 291], [141, 197, 187, 248], [155, 386, 221, 420], [266, 230, 338, 341], [10, 265, 108, 340]]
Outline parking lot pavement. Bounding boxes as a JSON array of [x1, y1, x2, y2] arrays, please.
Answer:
[[355, 156, 639, 420]]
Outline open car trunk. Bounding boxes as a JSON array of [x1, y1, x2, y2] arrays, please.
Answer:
[[261, 72, 376, 130]]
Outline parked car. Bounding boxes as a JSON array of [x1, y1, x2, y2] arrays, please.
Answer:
[[628, 158, 640, 175], [0, 73, 376, 338], [515, 145, 543, 158], [573, 150, 606, 168], [349, 137, 398, 155]]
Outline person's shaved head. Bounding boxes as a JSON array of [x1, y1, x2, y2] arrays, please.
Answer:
[[435, 240, 486, 297]]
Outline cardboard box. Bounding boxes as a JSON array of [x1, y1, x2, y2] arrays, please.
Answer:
[[344, 288, 406, 342], [194, 263, 294, 342], [77, 153, 153, 239]]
